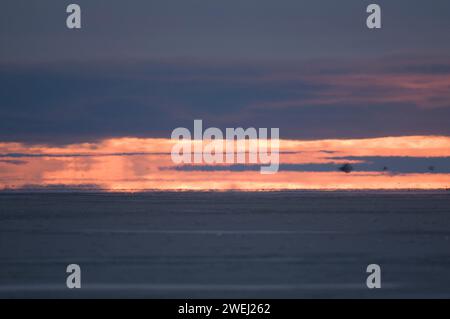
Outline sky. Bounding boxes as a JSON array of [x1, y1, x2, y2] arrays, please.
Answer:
[[1, 136, 450, 191], [1, 0, 450, 190]]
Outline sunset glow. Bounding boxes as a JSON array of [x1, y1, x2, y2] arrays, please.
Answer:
[[1, 135, 449, 191]]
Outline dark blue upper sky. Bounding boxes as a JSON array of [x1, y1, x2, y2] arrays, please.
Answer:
[[2, 0, 450, 62]]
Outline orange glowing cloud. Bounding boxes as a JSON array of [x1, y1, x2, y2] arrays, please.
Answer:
[[247, 72, 450, 110], [0, 135, 449, 191]]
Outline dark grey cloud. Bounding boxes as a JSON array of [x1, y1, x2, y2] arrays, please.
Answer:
[[1, 57, 450, 144], [333, 156, 450, 174], [167, 157, 450, 174], [0, 159, 28, 165], [0, 184, 104, 192], [0, 152, 168, 158]]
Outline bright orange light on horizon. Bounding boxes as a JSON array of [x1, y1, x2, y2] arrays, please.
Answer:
[[0, 135, 449, 191]]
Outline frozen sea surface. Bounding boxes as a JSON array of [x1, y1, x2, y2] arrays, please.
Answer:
[[1, 191, 450, 298]]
